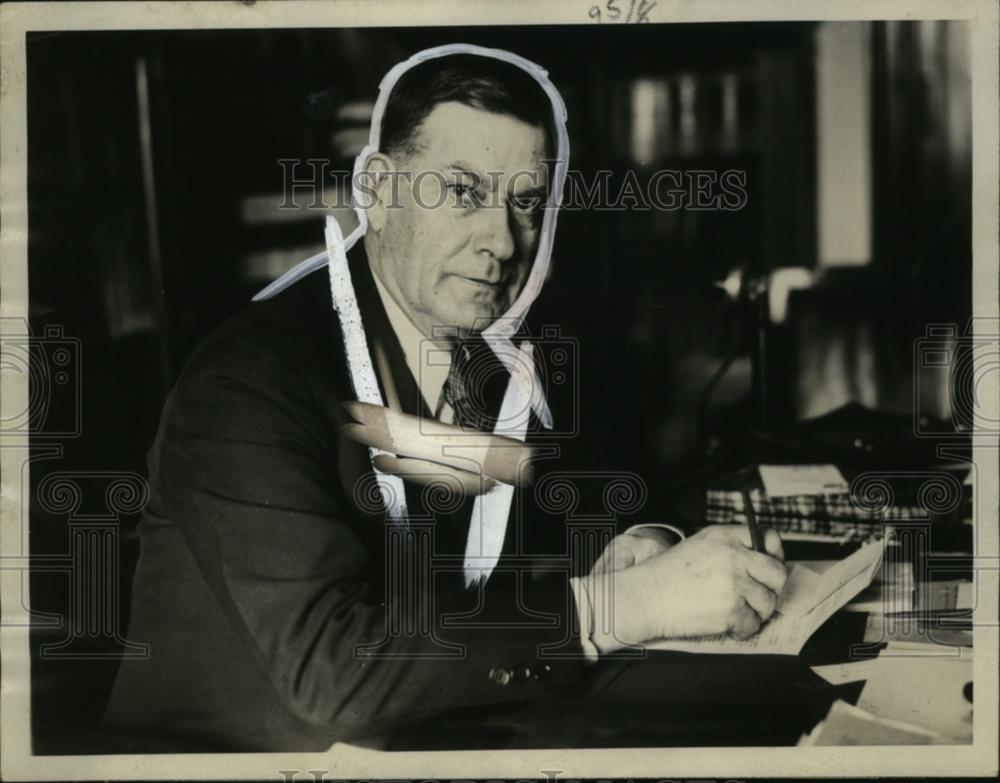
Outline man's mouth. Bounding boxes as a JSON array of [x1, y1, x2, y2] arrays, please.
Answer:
[[455, 274, 504, 289]]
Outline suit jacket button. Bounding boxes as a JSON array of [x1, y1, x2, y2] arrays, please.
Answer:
[[512, 663, 533, 683], [489, 666, 512, 686], [532, 663, 552, 681]]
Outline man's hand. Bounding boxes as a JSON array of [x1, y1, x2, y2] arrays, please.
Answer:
[[585, 524, 787, 654], [590, 525, 680, 574]]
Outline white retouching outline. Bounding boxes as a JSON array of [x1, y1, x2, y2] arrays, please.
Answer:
[[254, 42, 569, 340], [257, 44, 570, 585]]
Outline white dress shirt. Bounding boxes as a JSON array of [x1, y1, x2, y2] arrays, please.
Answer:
[[371, 269, 455, 423]]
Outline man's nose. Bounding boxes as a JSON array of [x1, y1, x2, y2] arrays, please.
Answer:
[[475, 202, 516, 262]]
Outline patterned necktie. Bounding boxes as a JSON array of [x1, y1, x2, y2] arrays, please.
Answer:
[[435, 339, 498, 432]]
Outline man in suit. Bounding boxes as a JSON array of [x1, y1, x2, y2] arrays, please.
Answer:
[[104, 48, 787, 752]]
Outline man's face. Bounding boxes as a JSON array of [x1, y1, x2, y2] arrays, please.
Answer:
[[369, 101, 549, 337]]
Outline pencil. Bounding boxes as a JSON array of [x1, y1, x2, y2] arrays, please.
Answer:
[[741, 488, 766, 553]]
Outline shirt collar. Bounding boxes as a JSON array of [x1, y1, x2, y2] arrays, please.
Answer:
[[370, 267, 452, 414]]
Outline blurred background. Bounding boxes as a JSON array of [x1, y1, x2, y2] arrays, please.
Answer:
[[25, 21, 972, 749]]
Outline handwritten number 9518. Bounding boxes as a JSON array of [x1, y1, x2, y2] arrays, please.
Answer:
[[589, 0, 656, 23]]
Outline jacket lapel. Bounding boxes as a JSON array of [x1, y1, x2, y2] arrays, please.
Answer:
[[347, 245, 476, 561], [343, 243, 546, 573], [348, 245, 431, 421]]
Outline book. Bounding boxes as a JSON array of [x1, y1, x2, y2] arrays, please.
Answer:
[[705, 464, 971, 538]]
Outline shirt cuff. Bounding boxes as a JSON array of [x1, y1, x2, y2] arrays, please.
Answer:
[[568, 575, 600, 664]]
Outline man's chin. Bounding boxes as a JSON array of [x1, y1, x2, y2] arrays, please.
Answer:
[[446, 302, 506, 333]]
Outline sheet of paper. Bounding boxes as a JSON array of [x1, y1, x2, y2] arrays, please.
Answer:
[[796, 537, 887, 638], [647, 537, 886, 656], [855, 654, 973, 741], [811, 659, 884, 686], [811, 641, 966, 684], [956, 581, 974, 610], [758, 463, 849, 497], [797, 700, 946, 746], [844, 560, 914, 613], [779, 530, 862, 544], [645, 563, 819, 655], [862, 614, 972, 648]]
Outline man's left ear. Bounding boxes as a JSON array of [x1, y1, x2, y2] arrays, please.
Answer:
[[361, 152, 397, 232]]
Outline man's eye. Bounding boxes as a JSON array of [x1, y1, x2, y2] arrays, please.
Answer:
[[451, 183, 480, 207], [511, 196, 543, 217]]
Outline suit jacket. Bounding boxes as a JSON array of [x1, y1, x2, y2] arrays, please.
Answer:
[[103, 245, 589, 751]]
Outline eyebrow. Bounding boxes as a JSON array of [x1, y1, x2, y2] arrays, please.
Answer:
[[444, 161, 485, 179], [443, 160, 549, 196]]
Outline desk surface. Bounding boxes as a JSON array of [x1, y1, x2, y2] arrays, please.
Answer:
[[383, 557, 974, 750]]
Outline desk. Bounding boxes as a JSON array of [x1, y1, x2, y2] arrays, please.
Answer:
[[383, 557, 974, 750], [802, 558, 974, 744], [808, 650, 973, 743]]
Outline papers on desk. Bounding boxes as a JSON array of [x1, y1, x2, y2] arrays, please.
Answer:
[[862, 613, 972, 648], [796, 557, 915, 614], [957, 581, 974, 610], [856, 652, 973, 741], [843, 559, 915, 614], [758, 464, 849, 497], [810, 647, 973, 743], [798, 700, 948, 746], [704, 464, 886, 539], [647, 537, 887, 655], [921, 579, 975, 612]]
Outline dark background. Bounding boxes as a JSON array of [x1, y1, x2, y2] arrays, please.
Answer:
[[25, 23, 971, 750]]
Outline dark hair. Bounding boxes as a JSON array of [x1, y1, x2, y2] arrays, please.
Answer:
[[379, 54, 555, 160]]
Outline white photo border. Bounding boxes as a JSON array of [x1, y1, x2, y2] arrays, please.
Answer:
[[1, 1, 997, 779]]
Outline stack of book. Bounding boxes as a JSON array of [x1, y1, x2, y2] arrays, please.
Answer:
[[704, 464, 971, 540]]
